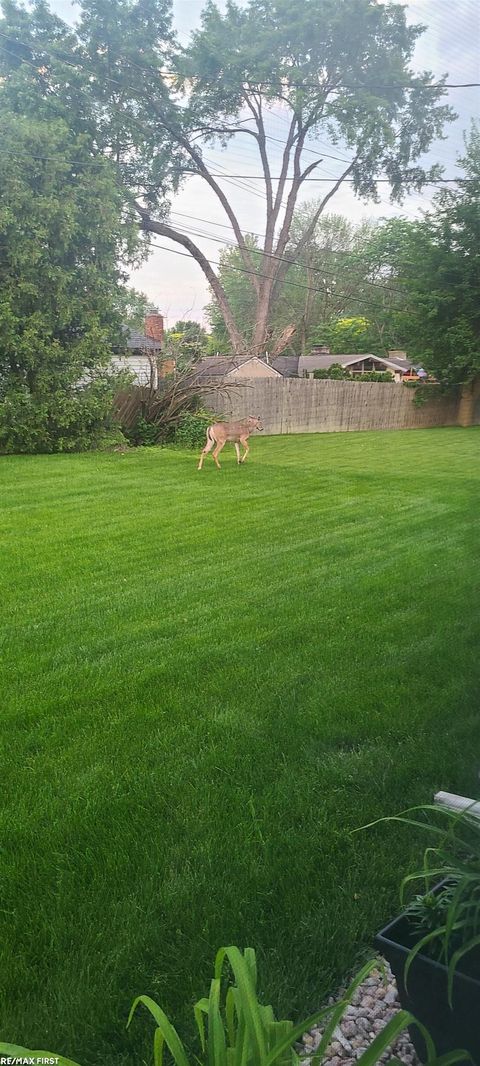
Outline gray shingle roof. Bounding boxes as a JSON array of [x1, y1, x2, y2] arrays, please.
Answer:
[[125, 328, 163, 351], [194, 354, 299, 378], [271, 355, 299, 377]]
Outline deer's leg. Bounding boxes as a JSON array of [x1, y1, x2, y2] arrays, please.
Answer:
[[198, 434, 215, 470], [234, 442, 241, 464], [239, 436, 250, 463], [212, 440, 226, 469]]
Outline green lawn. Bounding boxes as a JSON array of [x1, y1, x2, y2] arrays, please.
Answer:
[[1, 428, 479, 1065]]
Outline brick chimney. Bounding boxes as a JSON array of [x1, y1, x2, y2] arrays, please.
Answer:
[[311, 344, 330, 355], [145, 308, 164, 345]]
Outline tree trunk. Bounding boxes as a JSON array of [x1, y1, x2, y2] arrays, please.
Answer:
[[457, 377, 480, 427]]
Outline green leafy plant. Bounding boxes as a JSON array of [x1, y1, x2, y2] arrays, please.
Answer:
[[0, 947, 469, 1066], [313, 364, 351, 380], [356, 371, 394, 382], [360, 803, 480, 1003], [173, 410, 217, 450], [126, 415, 160, 447]]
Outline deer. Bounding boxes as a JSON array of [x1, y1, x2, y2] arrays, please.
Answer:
[[197, 416, 263, 470]]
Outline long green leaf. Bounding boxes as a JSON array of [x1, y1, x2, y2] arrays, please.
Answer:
[[208, 978, 227, 1066], [311, 958, 385, 1066], [357, 1010, 435, 1066], [243, 947, 258, 990], [215, 947, 267, 1062], [127, 994, 191, 1066], [225, 985, 237, 1049], [194, 997, 210, 1054], [266, 1020, 294, 1066], [231, 986, 248, 1066], [263, 1003, 347, 1066], [428, 1053, 473, 1066], [154, 1026, 166, 1066], [447, 932, 480, 1007], [404, 922, 464, 989]]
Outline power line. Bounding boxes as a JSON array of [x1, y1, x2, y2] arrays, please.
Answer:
[[164, 218, 422, 300], [0, 146, 463, 185], [178, 172, 464, 183], [144, 235, 415, 317]]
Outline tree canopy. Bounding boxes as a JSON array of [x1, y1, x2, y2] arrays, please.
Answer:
[[0, 105, 144, 451], [353, 127, 480, 386], [0, 0, 455, 358]]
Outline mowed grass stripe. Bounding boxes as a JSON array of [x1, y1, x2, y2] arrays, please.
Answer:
[[0, 428, 479, 1065]]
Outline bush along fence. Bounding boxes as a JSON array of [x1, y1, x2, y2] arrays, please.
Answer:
[[115, 379, 468, 439], [114, 376, 238, 446]]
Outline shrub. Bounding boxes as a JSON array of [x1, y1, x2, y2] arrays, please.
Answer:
[[356, 371, 394, 382], [0, 946, 468, 1066], [313, 364, 350, 380], [125, 415, 160, 447], [173, 410, 216, 449], [0, 378, 125, 454], [95, 427, 130, 451]]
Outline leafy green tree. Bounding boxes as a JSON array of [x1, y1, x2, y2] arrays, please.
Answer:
[[164, 320, 209, 367], [206, 215, 394, 356], [0, 111, 144, 452], [355, 126, 480, 387], [1, 0, 454, 358], [320, 316, 380, 355]]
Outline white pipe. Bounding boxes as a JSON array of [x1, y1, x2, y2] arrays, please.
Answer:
[[434, 791, 480, 820]]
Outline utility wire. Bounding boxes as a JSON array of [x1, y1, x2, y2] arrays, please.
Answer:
[[144, 236, 416, 317], [0, 145, 464, 183]]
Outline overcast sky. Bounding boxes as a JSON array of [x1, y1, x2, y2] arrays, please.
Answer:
[[49, 0, 480, 327]]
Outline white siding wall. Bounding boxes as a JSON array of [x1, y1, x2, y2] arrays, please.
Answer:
[[112, 355, 156, 387]]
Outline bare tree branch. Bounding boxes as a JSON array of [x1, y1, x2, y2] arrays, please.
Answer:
[[134, 202, 246, 354]]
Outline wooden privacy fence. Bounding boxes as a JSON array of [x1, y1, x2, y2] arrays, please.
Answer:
[[199, 378, 461, 435], [114, 387, 152, 430], [114, 379, 469, 436]]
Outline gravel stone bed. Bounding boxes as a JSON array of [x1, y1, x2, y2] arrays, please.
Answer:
[[299, 961, 421, 1066]]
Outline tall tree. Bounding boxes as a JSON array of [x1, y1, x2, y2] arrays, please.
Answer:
[[0, 109, 144, 452], [165, 0, 453, 354], [0, 0, 454, 358], [355, 125, 480, 387], [205, 214, 397, 356]]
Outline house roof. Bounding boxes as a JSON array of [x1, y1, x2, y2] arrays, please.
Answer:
[[299, 353, 413, 374], [270, 355, 299, 377], [194, 354, 299, 378], [193, 355, 252, 378], [124, 328, 163, 351]]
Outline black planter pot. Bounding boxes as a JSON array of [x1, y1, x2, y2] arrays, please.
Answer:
[[375, 903, 480, 1065]]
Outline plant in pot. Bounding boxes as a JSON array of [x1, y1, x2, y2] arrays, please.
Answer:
[[364, 803, 480, 1064]]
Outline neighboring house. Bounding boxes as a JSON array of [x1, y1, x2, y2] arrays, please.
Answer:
[[113, 309, 175, 387], [300, 347, 426, 383], [192, 347, 427, 384], [193, 354, 286, 380]]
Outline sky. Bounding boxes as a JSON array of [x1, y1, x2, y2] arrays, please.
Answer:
[[48, 0, 480, 328]]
